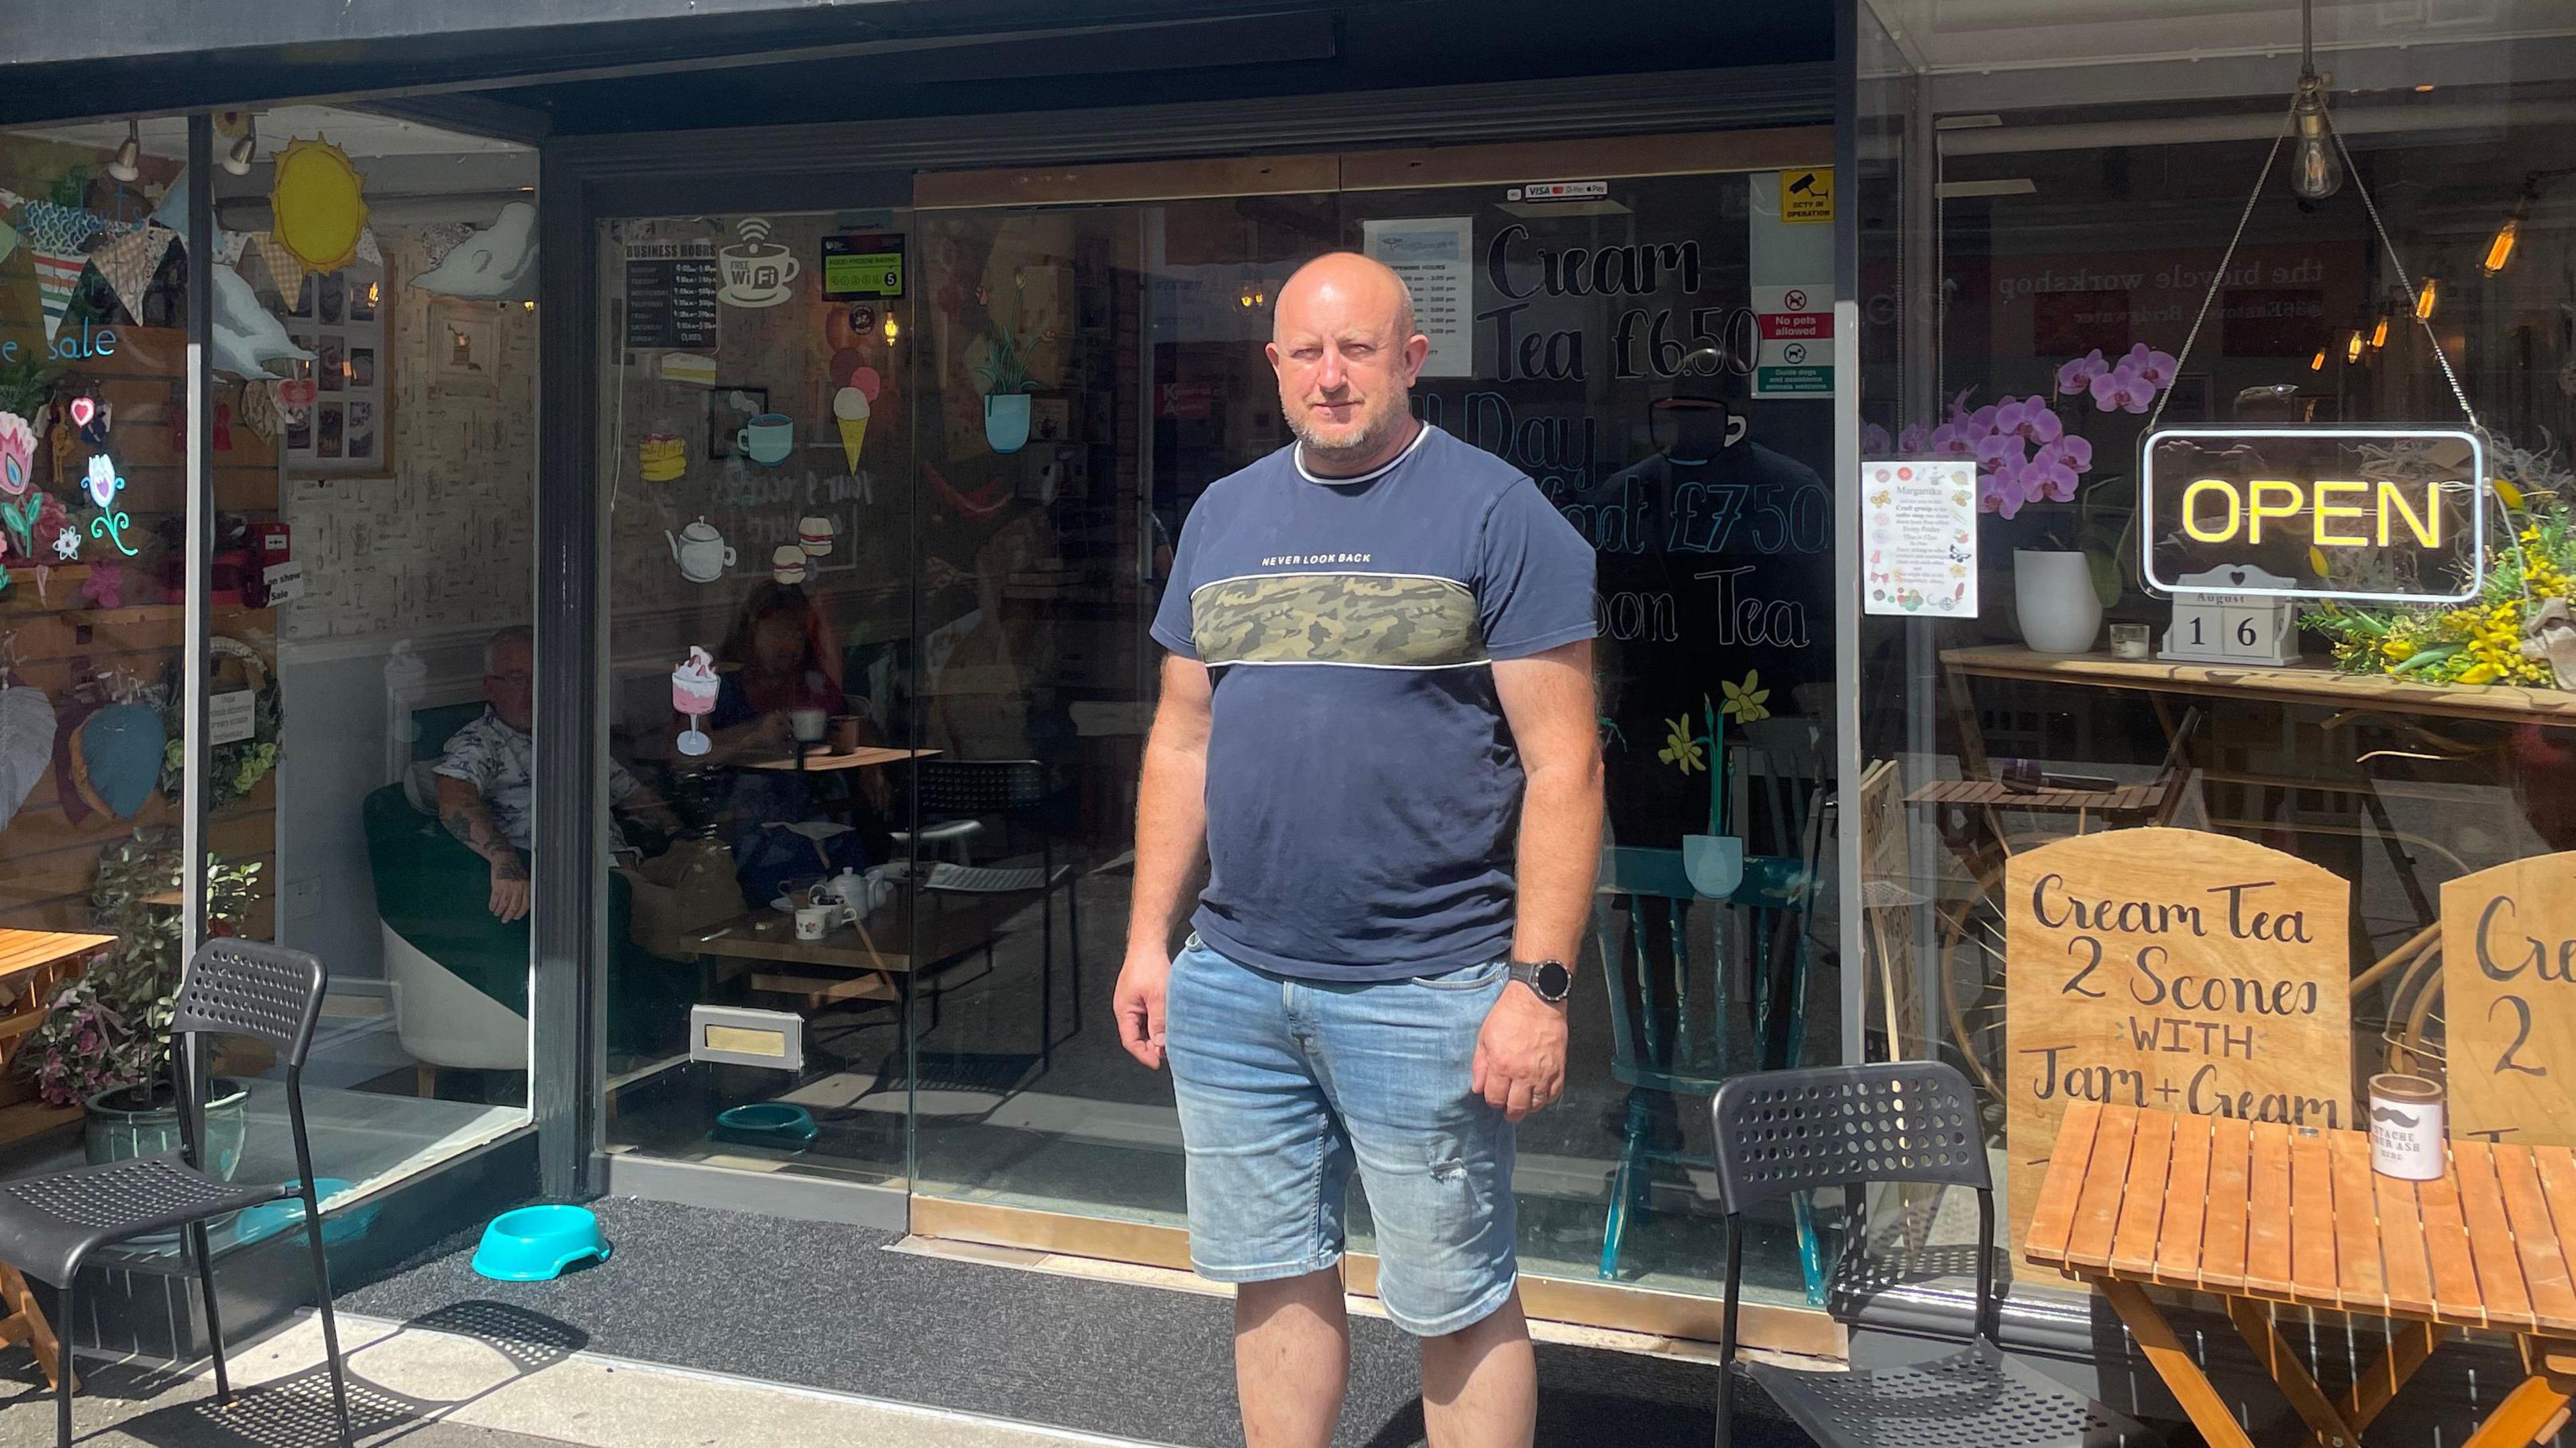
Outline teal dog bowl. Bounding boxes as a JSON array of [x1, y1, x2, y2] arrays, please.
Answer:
[[712, 1102, 818, 1151], [472, 1205, 612, 1282], [233, 1179, 378, 1249]]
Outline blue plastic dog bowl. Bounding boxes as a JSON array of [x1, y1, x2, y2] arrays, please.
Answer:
[[472, 1205, 612, 1282], [712, 1102, 818, 1151]]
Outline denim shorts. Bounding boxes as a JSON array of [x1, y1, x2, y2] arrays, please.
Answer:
[[1163, 936, 1517, 1337]]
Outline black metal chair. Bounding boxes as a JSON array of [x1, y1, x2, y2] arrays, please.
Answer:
[[1709, 1062, 2154, 1448], [899, 759, 1083, 1060], [0, 940, 352, 1448]]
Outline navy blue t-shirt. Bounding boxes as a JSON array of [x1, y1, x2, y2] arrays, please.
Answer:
[[1151, 423, 1597, 981]]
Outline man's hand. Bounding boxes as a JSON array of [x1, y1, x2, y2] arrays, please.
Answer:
[[1472, 983, 1567, 1121], [1114, 947, 1172, 1069], [488, 852, 531, 923]]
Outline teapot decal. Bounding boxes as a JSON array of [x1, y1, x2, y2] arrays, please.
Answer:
[[665, 516, 736, 583]]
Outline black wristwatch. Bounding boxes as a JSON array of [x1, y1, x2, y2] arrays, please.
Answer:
[[1509, 959, 1574, 1004]]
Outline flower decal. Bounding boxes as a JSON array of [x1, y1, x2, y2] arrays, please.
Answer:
[[1658, 715, 1705, 774], [0, 413, 31, 498], [84, 455, 120, 510], [1720, 671, 1772, 725]]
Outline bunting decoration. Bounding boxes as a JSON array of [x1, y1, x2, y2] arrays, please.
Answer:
[[19, 202, 108, 343], [86, 224, 176, 316]]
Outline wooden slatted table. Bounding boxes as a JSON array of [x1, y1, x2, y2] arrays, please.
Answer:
[[0, 928, 111, 1392], [2027, 1101, 2576, 1448]]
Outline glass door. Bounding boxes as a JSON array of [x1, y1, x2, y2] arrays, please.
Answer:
[[904, 193, 1339, 1223], [905, 150, 1845, 1313]]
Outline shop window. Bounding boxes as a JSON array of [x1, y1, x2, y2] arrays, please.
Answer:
[[0, 109, 541, 1244], [1856, 1, 2576, 1318]]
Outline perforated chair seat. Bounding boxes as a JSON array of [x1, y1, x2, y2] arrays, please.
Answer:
[[0, 1152, 291, 1286], [1744, 1339, 2155, 1448]]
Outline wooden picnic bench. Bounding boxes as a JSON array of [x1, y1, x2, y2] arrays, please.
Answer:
[[2025, 1101, 2576, 1448]]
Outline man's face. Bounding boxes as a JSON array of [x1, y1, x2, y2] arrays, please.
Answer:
[[1267, 270, 1428, 461], [485, 637, 535, 732]]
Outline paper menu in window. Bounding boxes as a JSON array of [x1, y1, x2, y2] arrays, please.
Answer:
[[1863, 459, 1978, 618], [1360, 217, 1473, 378]]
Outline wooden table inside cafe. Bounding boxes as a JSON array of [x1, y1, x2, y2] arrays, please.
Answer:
[[2026, 1100, 2576, 1448]]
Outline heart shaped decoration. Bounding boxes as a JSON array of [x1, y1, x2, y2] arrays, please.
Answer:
[[66, 396, 95, 431], [74, 702, 164, 819]]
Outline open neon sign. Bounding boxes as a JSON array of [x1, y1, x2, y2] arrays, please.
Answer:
[[2141, 427, 2485, 604]]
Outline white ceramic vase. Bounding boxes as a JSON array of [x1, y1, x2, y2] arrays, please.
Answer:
[[2014, 549, 2102, 655]]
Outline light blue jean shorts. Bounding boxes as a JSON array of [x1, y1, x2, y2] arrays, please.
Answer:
[[1163, 936, 1517, 1337]]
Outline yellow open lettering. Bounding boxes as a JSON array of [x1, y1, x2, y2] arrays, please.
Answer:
[[2312, 480, 2369, 546], [2376, 480, 2442, 547], [2182, 478, 2241, 543], [2248, 480, 2304, 543]]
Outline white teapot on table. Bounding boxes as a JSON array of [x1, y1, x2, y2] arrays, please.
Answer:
[[810, 867, 883, 923]]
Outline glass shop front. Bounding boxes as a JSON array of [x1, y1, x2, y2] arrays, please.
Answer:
[[1856, 0, 2576, 1437], [586, 127, 1851, 1336]]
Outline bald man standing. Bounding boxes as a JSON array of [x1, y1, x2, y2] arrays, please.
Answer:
[[1115, 252, 1603, 1447]]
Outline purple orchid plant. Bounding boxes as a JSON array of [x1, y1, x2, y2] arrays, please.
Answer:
[[1862, 343, 2178, 520]]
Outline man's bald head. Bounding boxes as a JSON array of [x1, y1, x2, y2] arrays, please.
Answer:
[[1274, 252, 1415, 346], [1266, 252, 1429, 475]]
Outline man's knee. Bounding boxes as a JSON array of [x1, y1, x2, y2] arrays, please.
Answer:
[[1235, 1266, 1346, 1318]]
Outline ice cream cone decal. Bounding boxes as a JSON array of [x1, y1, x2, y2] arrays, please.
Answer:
[[833, 384, 871, 471]]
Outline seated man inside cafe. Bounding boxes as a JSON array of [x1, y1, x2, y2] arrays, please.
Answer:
[[437, 624, 671, 921]]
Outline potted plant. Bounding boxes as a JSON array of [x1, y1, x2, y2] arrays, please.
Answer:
[[973, 323, 1037, 455], [1897, 344, 2178, 653], [2307, 445, 2576, 689], [23, 830, 264, 1182]]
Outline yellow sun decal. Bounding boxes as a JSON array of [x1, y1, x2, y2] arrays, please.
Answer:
[[268, 137, 368, 273]]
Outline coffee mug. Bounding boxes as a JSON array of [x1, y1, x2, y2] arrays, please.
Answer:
[[736, 412, 794, 467], [2369, 1073, 2447, 1180], [794, 904, 835, 942], [828, 714, 862, 753], [789, 707, 828, 743], [719, 244, 801, 305]]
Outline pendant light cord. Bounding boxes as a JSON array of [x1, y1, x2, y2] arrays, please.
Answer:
[[2143, 95, 2296, 437], [2145, 94, 2481, 439]]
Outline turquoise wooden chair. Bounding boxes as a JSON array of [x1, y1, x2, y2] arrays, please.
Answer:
[[1593, 820, 1831, 1290]]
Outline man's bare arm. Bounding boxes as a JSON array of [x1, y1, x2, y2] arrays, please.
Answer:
[[1493, 639, 1603, 969], [1474, 638, 1601, 1121], [437, 774, 531, 922], [1126, 654, 1214, 956], [1114, 654, 1214, 1068]]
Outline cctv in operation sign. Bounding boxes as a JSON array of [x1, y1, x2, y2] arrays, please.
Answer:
[[2141, 427, 2486, 604]]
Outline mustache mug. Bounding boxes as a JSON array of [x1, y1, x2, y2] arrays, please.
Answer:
[[2368, 1073, 2445, 1180]]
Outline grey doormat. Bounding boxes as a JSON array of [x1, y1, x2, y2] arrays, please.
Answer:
[[339, 1197, 1805, 1448]]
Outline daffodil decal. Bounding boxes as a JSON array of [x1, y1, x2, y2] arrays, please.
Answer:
[[1658, 714, 1705, 774], [1720, 671, 1771, 725]]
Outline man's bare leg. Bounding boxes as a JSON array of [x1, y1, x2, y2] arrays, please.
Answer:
[[1419, 1290, 1537, 1448], [1236, 1268, 1350, 1448]]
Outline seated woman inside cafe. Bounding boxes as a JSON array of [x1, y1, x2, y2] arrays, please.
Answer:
[[672, 581, 894, 909]]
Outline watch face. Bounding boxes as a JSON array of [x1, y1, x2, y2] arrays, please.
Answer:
[[1534, 960, 1572, 999]]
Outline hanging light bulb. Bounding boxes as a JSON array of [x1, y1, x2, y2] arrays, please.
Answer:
[[2484, 184, 2533, 276], [2288, 0, 2341, 200], [882, 313, 900, 346], [107, 121, 141, 184], [2345, 328, 2367, 364], [2415, 276, 2439, 321], [2310, 347, 2328, 372], [2369, 308, 2390, 350], [222, 115, 257, 178]]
